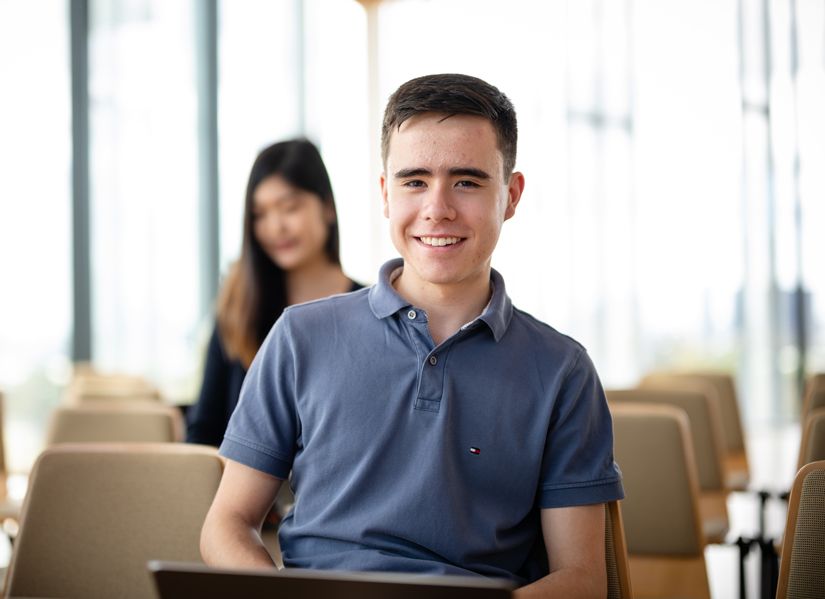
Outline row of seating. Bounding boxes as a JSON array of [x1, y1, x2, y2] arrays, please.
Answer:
[[63, 365, 162, 404], [1, 443, 632, 599], [7, 443, 224, 599], [0, 383, 182, 536], [612, 399, 720, 598], [1, 369, 824, 597], [1, 373, 633, 598], [608, 370, 825, 599]]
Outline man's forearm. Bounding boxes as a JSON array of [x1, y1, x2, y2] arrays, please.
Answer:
[[200, 510, 277, 570], [514, 566, 604, 599]]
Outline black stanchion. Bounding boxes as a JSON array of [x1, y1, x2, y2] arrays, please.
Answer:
[[757, 490, 771, 538], [758, 537, 779, 599], [728, 487, 788, 598], [735, 536, 756, 599]]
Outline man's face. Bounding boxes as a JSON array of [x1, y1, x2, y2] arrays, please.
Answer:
[[381, 113, 524, 293]]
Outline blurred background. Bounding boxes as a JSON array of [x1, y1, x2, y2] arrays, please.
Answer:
[[0, 0, 823, 475]]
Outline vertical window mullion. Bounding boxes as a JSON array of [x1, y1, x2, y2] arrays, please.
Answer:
[[70, 0, 92, 363]]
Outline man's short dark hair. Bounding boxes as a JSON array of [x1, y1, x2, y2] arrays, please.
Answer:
[[381, 73, 518, 177]]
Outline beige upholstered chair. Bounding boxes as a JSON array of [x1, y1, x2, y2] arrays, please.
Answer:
[[64, 370, 161, 404], [611, 402, 710, 599], [802, 372, 825, 414], [604, 499, 633, 599], [775, 460, 825, 599], [5, 443, 224, 599], [641, 371, 750, 490], [797, 407, 825, 470], [801, 374, 825, 421], [46, 403, 184, 444], [608, 387, 729, 544]]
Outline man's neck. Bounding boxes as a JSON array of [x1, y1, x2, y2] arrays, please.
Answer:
[[393, 268, 492, 346]]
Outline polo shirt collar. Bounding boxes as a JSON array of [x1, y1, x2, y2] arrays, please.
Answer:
[[480, 267, 513, 342], [368, 258, 513, 342]]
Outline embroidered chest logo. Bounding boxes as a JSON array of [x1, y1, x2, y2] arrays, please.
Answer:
[[469, 447, 481, 455]]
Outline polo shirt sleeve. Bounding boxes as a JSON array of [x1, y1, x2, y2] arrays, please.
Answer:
[[537, 348, 624, 508], [219, 312, 299, 480]]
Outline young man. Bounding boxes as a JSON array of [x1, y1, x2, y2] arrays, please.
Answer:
[[201, 74, 623, 598]]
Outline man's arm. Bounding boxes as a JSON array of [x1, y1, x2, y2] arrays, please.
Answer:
[[514, 504, 606, 599], [200, 458, 283, 569]]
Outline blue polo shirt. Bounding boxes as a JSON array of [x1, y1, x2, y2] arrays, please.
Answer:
[[220, 258, 623, 585]]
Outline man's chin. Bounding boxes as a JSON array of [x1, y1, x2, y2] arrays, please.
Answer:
[[405, 266, 464, 287]]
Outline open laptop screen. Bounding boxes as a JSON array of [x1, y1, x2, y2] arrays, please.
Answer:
[[149, 560, 515, 599]]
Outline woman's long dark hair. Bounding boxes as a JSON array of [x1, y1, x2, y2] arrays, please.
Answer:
[[217, 139, 341, 367]]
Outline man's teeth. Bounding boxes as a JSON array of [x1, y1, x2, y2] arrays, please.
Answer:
[[420, 236, 461, 247]]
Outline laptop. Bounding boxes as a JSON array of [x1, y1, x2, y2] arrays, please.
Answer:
[[149, 560, 514, 599]]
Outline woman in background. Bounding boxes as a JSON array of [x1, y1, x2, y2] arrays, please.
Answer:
[[187, 139, 361, 446]]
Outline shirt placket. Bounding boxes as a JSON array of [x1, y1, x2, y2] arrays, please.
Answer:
[[401, 308, 451, 413]]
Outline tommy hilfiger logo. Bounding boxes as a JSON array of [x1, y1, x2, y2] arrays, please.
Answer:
[[469, 447, 481, 455]]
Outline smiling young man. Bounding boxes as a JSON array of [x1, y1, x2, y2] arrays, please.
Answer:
[[201, 74, 624, 598]]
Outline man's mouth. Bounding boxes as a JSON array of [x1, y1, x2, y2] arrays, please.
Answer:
[[418, 236, 463, 247]]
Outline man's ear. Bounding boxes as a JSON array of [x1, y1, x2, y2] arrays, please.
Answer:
[[504, 171, 525, 221], [380, 172, 390, 219]]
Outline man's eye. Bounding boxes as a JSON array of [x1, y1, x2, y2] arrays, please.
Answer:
[[403, 180, 426, 188], [456, 180, 480, 188]]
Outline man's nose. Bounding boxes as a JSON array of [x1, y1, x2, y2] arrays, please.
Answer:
[[421, 183, 456, 222]]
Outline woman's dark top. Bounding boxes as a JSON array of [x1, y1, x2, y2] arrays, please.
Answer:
[[186, 280, 364, 446]]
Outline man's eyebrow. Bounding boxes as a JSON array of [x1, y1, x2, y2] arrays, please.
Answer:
[[393, 167, 431, 178], [449, 167, 490, 179], [393, 167, 491, 179]]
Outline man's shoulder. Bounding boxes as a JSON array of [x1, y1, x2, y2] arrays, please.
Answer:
[[281, 286, 372, 326], [507, 306, 587, 365]]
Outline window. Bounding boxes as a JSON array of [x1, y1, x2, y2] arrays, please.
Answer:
[[0, 0, 72, 470], [88, 0, 201, 399], [217, 0, 302, 274]]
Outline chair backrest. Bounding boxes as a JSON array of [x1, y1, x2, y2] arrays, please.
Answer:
[[640, 371, 745, 454], [69, 392, 162, 405], [640, 372, 750, 492], [610, 402, 706, 556], [65, 371, 160, 403], [797, 407, 825, 470], [604, 500, 633, 599], [5, 443, 224, 599], [608, 388, 726, 493], [802, 388, 825, 421], [46, 404, 184, 444], [775, 460, 825, 599], [802, 373, 825, 415]]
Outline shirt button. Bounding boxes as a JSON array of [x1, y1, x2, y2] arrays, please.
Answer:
[[407, 310, 417, 320], [429, 355, 438, 366]]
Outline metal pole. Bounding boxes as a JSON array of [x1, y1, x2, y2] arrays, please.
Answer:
[[195, 0, 220, 318], [761, 0, 781, 425], [788, 0, 807, 404], [294, 0, 306, 135], [70, 0, 92, 363]]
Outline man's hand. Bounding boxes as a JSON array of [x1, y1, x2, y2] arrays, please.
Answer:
[[200, 459, 283, 569], [514, 504, 606, 599]]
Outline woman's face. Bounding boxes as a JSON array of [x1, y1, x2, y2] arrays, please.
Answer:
[[252, 174, 332, 271]]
